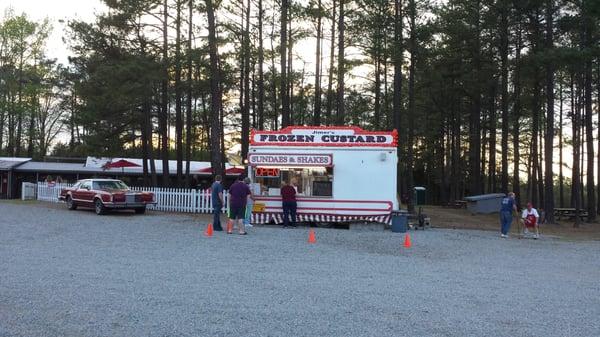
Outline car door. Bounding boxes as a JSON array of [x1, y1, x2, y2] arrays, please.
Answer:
[[79, 181, 94, 207], [66, 182, 81, 201], [71, 182, 84, 202]]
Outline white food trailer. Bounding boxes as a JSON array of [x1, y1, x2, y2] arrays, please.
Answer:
[[248, 126, 398, 224]]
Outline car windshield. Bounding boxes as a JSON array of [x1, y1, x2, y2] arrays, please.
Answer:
[[93, 180, 129, 190]]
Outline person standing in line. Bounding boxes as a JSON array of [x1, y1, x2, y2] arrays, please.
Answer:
[[500, 192, 517, 238], [243, 177, 254, 228], [281, 180, 297, 228], [228, 176, 251, 235], [521, 202, 540, 239], [211, 175, 224, 231]]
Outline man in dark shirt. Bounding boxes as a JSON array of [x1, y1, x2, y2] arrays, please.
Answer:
[[499, 192, 517, 238], [211, 175, 224, 231], [281, 179, 297, 227], [228, 176, 251, 235]]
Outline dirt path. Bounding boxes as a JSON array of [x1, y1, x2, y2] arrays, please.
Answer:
[[423, 205, 600, 240]]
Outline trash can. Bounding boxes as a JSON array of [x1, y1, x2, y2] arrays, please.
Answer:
[[391, 210, 408, 233], [414, 186, 426, 206]]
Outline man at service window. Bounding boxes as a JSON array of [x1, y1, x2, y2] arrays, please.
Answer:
[[251, 166, 332, 198]]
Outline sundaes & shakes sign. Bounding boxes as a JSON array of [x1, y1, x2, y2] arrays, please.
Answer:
[[250, 126, 398, 147], [248, 153, 333, 167]]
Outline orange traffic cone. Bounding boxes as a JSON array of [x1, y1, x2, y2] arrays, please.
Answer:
[[308, 229, 316, 244], [226, 220, 233, 234], [204, 223, 214, 237], [403, 233, 412, 248]]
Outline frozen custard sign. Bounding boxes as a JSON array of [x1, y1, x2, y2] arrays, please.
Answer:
[[250, 126, 398, 147], [248, 153, 333, 167]]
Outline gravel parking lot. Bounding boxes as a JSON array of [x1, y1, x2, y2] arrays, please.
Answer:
[[1, 201, 599, 337]]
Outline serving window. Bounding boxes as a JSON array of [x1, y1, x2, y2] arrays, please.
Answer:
[[252, 166, 333, 197]]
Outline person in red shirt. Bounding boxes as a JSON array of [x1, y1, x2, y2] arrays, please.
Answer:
[[520, 202, 540, 239], [280, 179, 297, 227]]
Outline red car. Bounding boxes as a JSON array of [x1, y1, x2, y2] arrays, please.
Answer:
[[59, 179, 155, 215]]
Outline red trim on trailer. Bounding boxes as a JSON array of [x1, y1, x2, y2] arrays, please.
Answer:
[[252, 212, 392, 217], [264, 206, 392, 212], [254, 196, 393, 207]]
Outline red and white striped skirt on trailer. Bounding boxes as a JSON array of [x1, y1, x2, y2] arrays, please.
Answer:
[[250, 212, 391, 225]]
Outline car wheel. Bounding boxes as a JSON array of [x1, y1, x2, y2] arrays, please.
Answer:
[[66, 196, 77, 210], [134, 206, 146, 214], [94, 199, 107, 215]]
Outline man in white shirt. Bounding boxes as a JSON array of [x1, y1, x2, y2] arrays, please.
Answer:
[[521, 202, 540, 239]]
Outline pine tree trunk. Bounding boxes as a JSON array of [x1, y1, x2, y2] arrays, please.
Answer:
[[15, 51, 23, 157], [257, 0, 265, 130], [185, 0, 194, 187], [481, 114, 487, 193], [141, 101, 150, 186], [559, 79, 564, 207], [406, 0, 416, 212], [488, 82, 497, 192], [393, 0, 403, 199], [512, 22, 522, 206], [280, 0, 290, 126], [530, 10, 542, 206], [288, 17, 294, 124], [326, 0, 336, 125], [531, 77, 540, 206], [374, 55, 381, 130], [570, 73, 576, 208], [469, 1, 482, 196], [596, 61, 600, 214], [175, 0, 184, 187], [313, 0, 322, 125], [336, 0, 345, 125], [583, 6, 596, 221], [160, 0, 170, 187], [239, 0, 245, 131], [138, 36, 156, 187], [205, 0, 224, 179], [500, 1, 509, 193], [544, 0, 555, 222], [383, 34, 389, 127], [241, 0, 251, 160], [572, 71, 581, 227], [538, 124, 545, 209], [269, 10, 278, 130]]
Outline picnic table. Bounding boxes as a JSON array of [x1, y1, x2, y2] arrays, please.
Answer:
[[553, 207, 588, 221], [447, 200, 467, 209]]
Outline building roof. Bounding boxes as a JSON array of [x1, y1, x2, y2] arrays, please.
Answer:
[[15, 161, 94, 173], [13, 157, 243, 176], [0, 157, 31, 171], [84, 157, 242, 175], [464, 193, 506, 201]]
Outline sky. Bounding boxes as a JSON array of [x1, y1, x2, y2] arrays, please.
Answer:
[[0, 0, 365, 85], [0, 0, 105, 64]]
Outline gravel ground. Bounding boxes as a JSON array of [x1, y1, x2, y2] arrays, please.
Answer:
[[1, 202, 599, 337]]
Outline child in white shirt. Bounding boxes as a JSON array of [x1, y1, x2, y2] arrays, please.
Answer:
[[521, 202, 540, 239]]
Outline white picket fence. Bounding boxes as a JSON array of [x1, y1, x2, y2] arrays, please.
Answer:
[[35, 182, 229, 214], [37, 182, 73, 202]]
